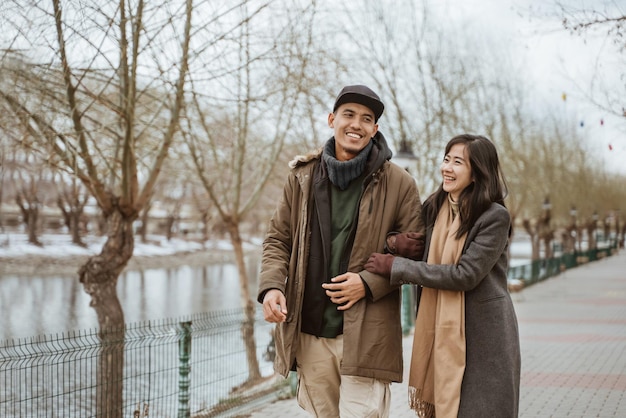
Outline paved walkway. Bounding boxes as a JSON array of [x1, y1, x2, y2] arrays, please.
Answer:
[[242, 250, 626, 417]]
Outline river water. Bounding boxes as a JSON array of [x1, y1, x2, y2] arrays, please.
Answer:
[[0, 256, 261, 340], [1, 237, 533, 340]]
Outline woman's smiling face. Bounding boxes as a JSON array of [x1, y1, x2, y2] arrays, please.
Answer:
[[441, 143, 473, 201]]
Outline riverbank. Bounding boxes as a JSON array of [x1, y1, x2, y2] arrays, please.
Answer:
[[0, 231, 534, 277], [0, 249, 242, 277], [0, 233, 262, 277]]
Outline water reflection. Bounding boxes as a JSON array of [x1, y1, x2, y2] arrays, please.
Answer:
[[0, 256, 260, 340]]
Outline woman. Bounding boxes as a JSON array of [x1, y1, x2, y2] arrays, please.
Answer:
[[365, 134, 520, 417]]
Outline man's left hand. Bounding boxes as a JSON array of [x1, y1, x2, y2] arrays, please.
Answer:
[[322, 272, 365, 311]]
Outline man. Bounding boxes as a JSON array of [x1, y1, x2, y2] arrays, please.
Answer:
[[258, 85, 424, 417]]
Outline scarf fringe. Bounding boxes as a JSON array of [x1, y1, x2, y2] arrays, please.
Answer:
[[408, 386, 435, 418]]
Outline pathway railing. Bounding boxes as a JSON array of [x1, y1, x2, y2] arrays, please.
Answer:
[[0, 309, 281, 417], [506, 239, 618, 286], [401, 238, 619, 334]]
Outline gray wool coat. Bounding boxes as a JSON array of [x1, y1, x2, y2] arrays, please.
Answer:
[[391, 202, 521, 418]]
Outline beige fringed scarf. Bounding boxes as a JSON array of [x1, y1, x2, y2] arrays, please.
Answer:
[[408, 197, 468, 418]]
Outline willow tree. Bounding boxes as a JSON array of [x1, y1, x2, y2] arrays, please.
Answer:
[[1, 0, 194, 415]]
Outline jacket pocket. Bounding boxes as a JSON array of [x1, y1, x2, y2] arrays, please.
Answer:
[[477, 294, 505, 304]]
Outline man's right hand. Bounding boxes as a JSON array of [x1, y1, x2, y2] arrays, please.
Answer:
[[262, 289, 288, 323]]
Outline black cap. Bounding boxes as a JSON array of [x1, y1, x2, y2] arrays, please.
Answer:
[[333, 85, 384, 122]]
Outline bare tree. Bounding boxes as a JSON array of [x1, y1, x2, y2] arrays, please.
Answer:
[[560, 3, 626, 50], [0, 128, 8, 235], [136, 196, 152, 243], [162, 184, 187, 241], [557, 2, 626, 119], [0, 151, 4, 235], [190, 186, 212, 242], [6, 152, 57, 246], [330, 0, 527, 196], [13, 173, 43, 246], [183, 1, 326, 385], [1, 0, 193, 414], [330, 0, 443, 192], [321, 0, 626, 232], [56, 175, 89, 247], [523, 199, 553, 261]]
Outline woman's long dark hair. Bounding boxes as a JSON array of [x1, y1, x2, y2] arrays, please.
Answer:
[[422, 134, 509, 239]]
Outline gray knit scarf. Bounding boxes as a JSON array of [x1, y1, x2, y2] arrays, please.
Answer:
[[322, 138, 373, 190]]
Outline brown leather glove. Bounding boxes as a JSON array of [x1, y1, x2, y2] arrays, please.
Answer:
[[392, 232, 425, 260], [364, 253, 395, 278]]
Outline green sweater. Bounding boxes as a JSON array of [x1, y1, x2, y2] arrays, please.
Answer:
[[320, 175, 363, 337]]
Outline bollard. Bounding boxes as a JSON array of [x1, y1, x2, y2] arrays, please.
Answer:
[[178, 321, 192, 418], [289, 371, 298, 396]]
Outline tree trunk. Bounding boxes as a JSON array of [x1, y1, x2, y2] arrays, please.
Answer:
[[57, 194, 87, 247], [26, 208, 41, 247], [166, 215, 176, 241], [587, 224, 597, 250], [200, 211, 209, 242], [226, 221, 262, 384], [523, 219, 540, 261], [69, 211, 85, 247], [531, 234, 540, 260], [79, 208, 135, 418], [563, 229, 575, 253], [577, 226, 584, 252], [26, 206, 42, 246], [138, 202, 151, 243], [542, 236, 553, 259]]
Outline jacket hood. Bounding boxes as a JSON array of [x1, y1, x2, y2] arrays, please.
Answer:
[[371, 130, 393, 165]]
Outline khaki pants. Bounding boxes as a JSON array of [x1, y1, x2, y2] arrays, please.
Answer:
[[295, 332, 390, 418]]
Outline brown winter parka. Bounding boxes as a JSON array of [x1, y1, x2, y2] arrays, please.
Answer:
[[258, 133, 423, 383]]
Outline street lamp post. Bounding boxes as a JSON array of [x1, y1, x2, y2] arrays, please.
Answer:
[[592, 210, 599, 250], [392, 138, 418, 336], [394, 139, 417, 174], [569, 205, 578, 253], [539, 197, 553, 259], [616, 209, 623, 249]]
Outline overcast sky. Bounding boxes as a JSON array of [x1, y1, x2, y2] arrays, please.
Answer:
[[433, 0, 625, 173]]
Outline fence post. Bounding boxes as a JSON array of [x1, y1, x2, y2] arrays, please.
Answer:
[[178, 321, 192, 418], [401, 285, 414, 335]]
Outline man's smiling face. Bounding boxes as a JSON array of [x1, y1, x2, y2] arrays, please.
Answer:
[[328, 102, 378, 161]]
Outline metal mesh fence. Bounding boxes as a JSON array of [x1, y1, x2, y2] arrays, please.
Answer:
[[0, 308, 279, 417], [507, 240, 618, 286]]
